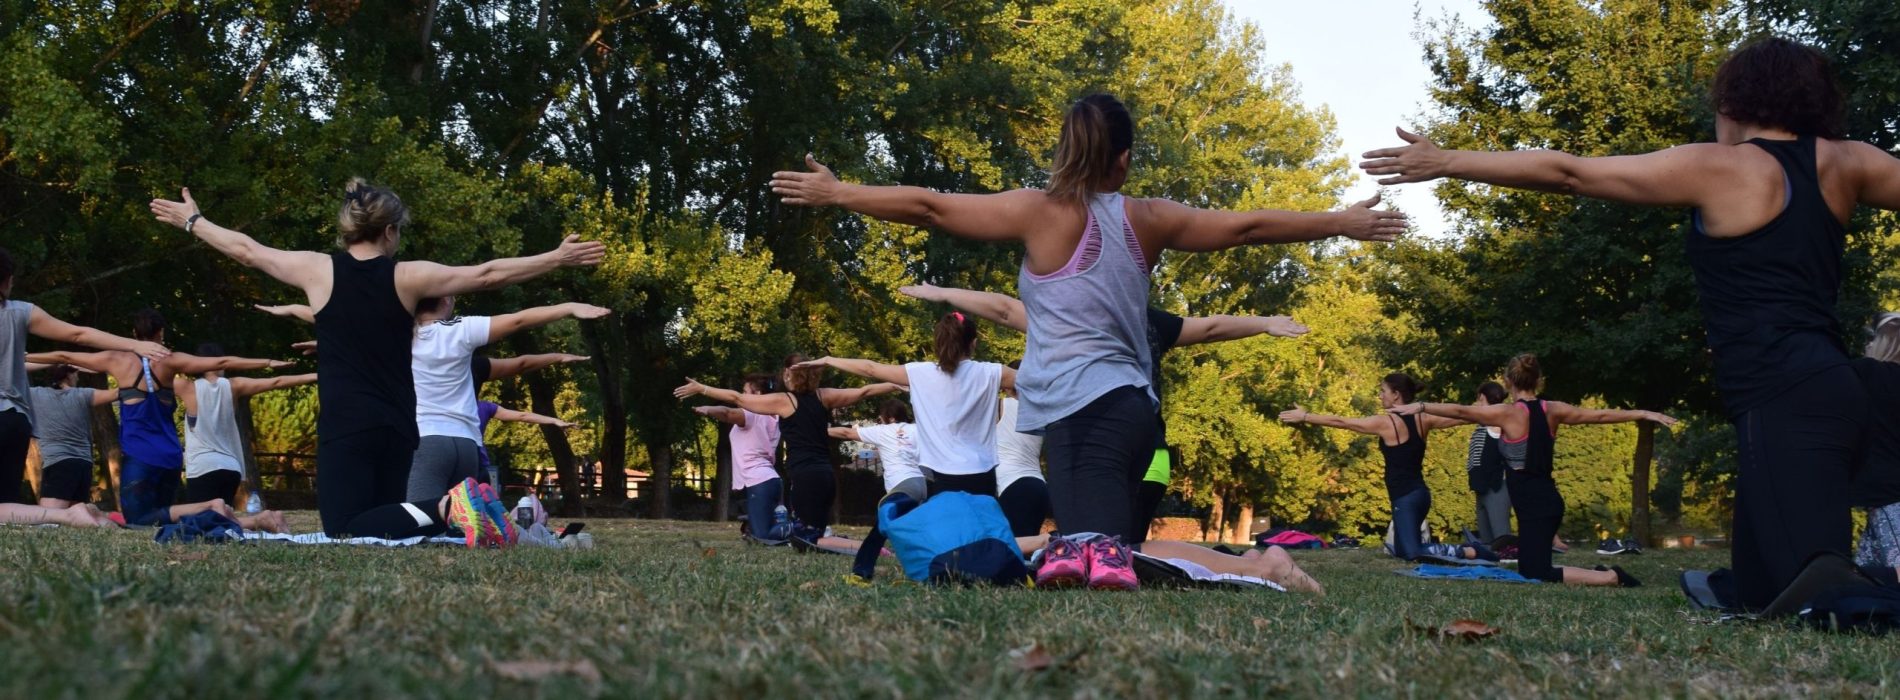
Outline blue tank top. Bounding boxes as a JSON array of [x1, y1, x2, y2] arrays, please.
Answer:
[[1685, 136, 1849, 418], [118, 357, 183, 468], [1014, 193, 1155, 433]]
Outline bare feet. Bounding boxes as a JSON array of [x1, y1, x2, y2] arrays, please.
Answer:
[[238, 510, 289, 533], [1259, 546, 1326, 596]]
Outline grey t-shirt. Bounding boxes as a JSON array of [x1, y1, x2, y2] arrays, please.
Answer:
[[29, 386, 96, 465], [0, 300, 34, 427]]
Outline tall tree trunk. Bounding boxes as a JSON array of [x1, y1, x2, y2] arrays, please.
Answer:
[[646, 439, 672, 519], [1630, 420, 1656, 546], [578, 320, 628, 511], [713, 422, 731, 521], [1231, 501, 1256, 546], [1204, 493, 1225, 542], [522, 369, 582, 516]]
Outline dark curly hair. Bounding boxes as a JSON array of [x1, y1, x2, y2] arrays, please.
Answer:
[[1710, 37, 1843, 139]]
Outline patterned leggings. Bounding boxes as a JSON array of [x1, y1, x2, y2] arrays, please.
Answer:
[[1855, 502, 1900, 570]]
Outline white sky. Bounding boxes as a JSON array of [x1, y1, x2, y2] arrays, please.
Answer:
[[1224, 0, 1491, 238]]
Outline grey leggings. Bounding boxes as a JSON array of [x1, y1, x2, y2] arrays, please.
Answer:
[[405, 435, 482, 502]]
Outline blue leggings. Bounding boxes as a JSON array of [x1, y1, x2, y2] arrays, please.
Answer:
[[742, 477, 782, 535], [120, 457, 180, 526], [1388, 486, 1431, 560]]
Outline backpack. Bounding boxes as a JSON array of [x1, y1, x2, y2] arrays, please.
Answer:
[[873, 492, 1029, 586], [1799, 584, 1900, 634]]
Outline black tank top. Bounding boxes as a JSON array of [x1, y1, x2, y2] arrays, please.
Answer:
[[1685, 135, 1850, 418], [1378, 414, 1427, 500], [778, 391, 830, 469], [1514, 399, 1557, 481], [314, 252, 418, 447], [1850, 358, 1900, 509]]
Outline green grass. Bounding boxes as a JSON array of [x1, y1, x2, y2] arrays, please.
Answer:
[[3, 514, 1897, 698]]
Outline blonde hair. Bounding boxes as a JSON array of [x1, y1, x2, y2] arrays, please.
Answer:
[[1869, 312, 1900, 363], [1045, 94, 1133, 205], [337, 177, 411, 248], [1505, 353, 1543, 393]]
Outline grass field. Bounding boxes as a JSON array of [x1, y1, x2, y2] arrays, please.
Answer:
[[4, 514, 1897, 699]]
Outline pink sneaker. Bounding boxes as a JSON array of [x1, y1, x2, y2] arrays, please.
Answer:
[[1035, 535, 1089, 588], [1086, 536, 1139, 591]]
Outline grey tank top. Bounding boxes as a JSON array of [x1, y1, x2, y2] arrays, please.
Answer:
[[0, 300, 35, 426], [30, 386, 96, 464], [1014, 192, 1155, 433]]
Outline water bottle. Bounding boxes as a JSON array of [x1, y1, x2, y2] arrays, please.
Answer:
[[771, 505, 790, 538], [514, 497, 536, 529], [245, 489, 265, 515]]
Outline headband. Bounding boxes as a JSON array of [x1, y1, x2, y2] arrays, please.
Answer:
[[952, 311, 965, 324]]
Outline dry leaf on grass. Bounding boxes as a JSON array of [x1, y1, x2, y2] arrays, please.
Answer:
[[1405, 618, 1500, 642], [1010, 642, 1054, 672], [702, 547, 718, 558], [799, 580, 822, 591], [490, 659, 602, 683]]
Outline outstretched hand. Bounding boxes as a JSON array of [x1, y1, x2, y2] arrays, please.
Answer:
[[897, 284, 942, 302], [673, 378, 707, 400], [267, 359, 295, 370], [131, 341, 171, 362], [149, 187, 201, 230], [770, 154, 843, 207], [1277, 405, 1310, 424], [554, 235, 608, 267], [558, 354, 592, 363], [1647, 411, 1681, 428], [1359, 127, 1450, 186], [1338, 194, 1407, 242], [567, 303, 612, 320], [291, 340, 318, 356], [1388, 402, 1425, 416], [1263, 316, 1309, 338], [791, 357, 832, 370]]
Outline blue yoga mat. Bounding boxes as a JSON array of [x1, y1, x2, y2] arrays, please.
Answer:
[[1397, 564, 1539, 584]]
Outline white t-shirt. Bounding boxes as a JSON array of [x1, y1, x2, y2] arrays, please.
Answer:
[[412, 316, 493, 441], [855, 422, 922, 493], [904, 361, 1002, 476], [995, 397, 1044, 493]]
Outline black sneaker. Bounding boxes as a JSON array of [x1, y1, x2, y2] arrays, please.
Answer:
[[1595, 538, 1631, 555], [1620, 538, 1644, 554], [1596, 564, 1642, 587]]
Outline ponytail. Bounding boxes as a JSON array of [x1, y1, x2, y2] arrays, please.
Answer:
[[1381, 373, 1423, 404], [1505, 353, 1543, 393], [933, 312, 977, 374], [1046, 94, 1134, 205]]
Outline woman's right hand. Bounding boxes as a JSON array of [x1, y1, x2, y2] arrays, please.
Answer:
[[897, 284, 942, 302], [770, 154, 844, 207], [1277, 405, 1309, 424], [1388, 402, 1426, 416], [1335, 194, 1407, 242], [553, 235, 608, 268], [291, 340, 318, 356], [148, 187, 202, 230], [131, 341, 171, 362]]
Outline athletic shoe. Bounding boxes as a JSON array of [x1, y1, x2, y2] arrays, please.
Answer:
[[1595, 564, 1643, 588], [476, 482, 518, 547], [1595, 538, 1631, 556], [1034, 534, 1089, 588], [1086, 536, 1139, 591], [443, 478, 491, 548], [1620, 538, 1644, 554]]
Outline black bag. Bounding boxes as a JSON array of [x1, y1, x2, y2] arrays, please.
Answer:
[[1799, 584, 1900, 634]]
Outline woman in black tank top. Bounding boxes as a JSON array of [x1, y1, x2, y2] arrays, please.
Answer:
[[1399, 354, 1676, 587], [154, 179, 605, 542], [674, 353, 905, 541], [1280, 373, 1491, 563], [1363, 38, 1900, 610]]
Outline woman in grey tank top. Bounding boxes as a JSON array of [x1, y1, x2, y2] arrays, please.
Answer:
[[772, 93, 1403, 590], [28, 364, 118, 509]]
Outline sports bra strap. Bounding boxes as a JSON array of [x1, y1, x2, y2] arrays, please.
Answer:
[[139, 357, 157, 393]]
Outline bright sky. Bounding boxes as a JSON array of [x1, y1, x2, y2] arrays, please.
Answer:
[[1224, 0, 1491, 238]]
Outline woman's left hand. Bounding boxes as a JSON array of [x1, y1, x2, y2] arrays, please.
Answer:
[[770, 154, 844, 207], [149, 187, 202, 230]]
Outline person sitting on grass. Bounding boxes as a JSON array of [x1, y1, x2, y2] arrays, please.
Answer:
[[1390, 354, 1677, 587], [1851, 312, 1900, 581], [1279, 373, 1496, 564], [694, 373, 785, 540], [28, 364, 118, 510], [1010, 532, 1325, 595], [174, 342, 314, 516]]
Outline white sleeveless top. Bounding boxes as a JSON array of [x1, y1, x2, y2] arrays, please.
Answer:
[[184, 377, 245, 478], [904, 360, 1002, 476]]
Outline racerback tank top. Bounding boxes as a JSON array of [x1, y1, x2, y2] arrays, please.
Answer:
[[1377, 414, 1427, 500], [778, 391, 830, 470], [315, 252, 419, 447], [1685, 135, 1850, 418]]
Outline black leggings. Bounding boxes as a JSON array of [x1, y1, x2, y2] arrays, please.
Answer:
[[1730, 364, 1869, 610], [1000, 477, 1052, 538], [0, 409, 28, 504], [927, 469, 997, 498], [786, 462, 835, 533], [1042, 386, 1157, 540], [1508, 472, 1566, 583], [318, 427, 445, 538]]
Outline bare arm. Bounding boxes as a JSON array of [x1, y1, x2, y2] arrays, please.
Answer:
[[673, 379, 795, 417], [149, 188, 330, 294], [26, 308, 169, 361], [230, 374, 319, 399], [898, 284, 1027, 333], [820, 382, 906, 409], [1276, 406, 1389, 437], [172, 374, 198, 415], [1420, 414, 1473, 431], [395, 235, 606, 307], [492, 406, 574, 429], [485, 353, 590, 381], [771, 155, 1043, 242], [694, 405, 748, 426], [1852, 141, 1900, 211], [23, 351, 117, 374], [1174, 315, 1308, 347], [1136, 195, 1405, 253], [1360, 128, 1730, 207], [1395, 401, 1518, 427], [828, 426, 862, 441], [798, 356, 910, 386], [1548, 402, 1678, 427], [254, 304, 316, 324], [1000, 365, 1016, 393], [487, 303, 611, 344], [164, 353, 293, 376], [87, 388, 117, 407]]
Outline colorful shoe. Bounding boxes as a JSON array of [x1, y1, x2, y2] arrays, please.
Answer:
[[1086, 536, 1139, 591], [443, 478, 491, 548], [1034, 534, 1089, 588], [476, 482, 518, 547]]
